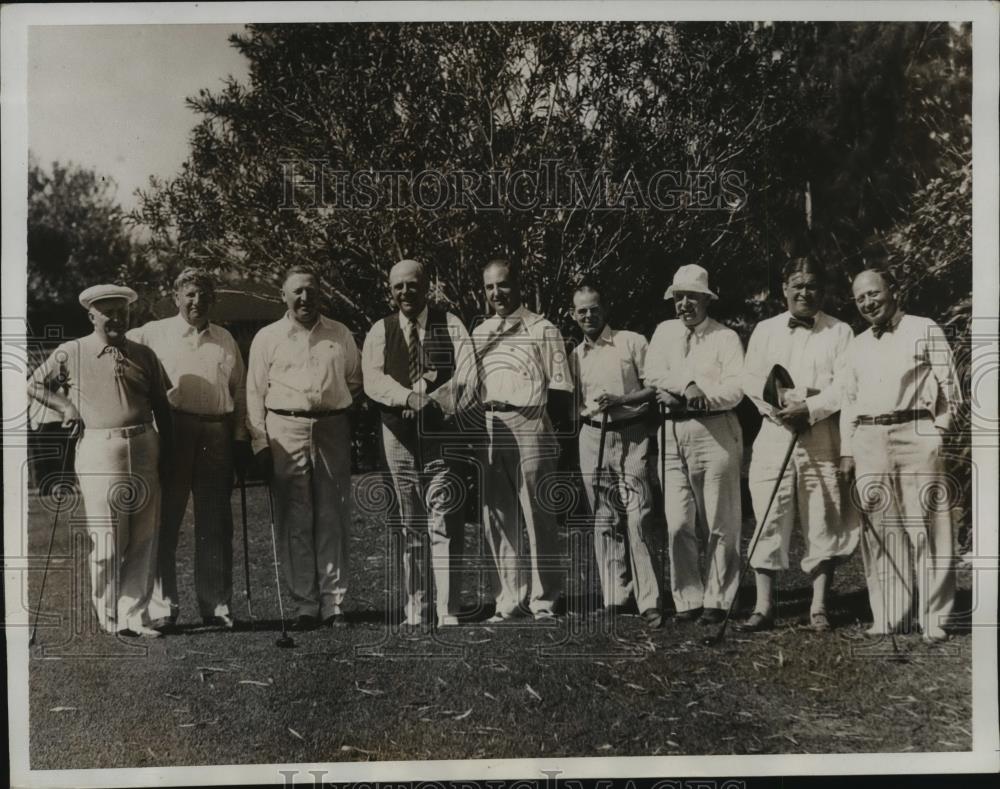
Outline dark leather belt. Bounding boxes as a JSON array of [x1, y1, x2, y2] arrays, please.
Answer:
[[267, 408, 347, 419], [856, 409, 933, 426], [173, 409, 231, 422], [484, 401, 523, 413], [582, 412, 650, 430], [662, 409, 731, 421]]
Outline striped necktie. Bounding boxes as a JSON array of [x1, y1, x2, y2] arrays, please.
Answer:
[[408, 320, 422, 386]]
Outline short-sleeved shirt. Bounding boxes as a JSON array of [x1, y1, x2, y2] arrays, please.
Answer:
[[471, 305, 573, 408], [30, 333, 169, 429], [246, 313, 364, 453], [573, 326, 650, 422], [127, 314, 248, 440]]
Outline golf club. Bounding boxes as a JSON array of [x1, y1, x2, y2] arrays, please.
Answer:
[[30, 428, 78, 647], [858, 513, 912, 662], [238, 473, 255, 630], [265, 487, 295, 648], [702, 429, 798, 647], [659, 403, 667, 594]]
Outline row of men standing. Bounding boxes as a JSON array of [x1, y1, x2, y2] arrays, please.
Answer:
[[29, 257, 961, 642]]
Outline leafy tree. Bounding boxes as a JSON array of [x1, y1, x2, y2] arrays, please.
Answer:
[[28, 158, 147, 337]]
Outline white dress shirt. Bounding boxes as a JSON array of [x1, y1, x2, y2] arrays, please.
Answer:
[[361, 306, 476, 413], [839, 311, 962, 456], [742, 310, 853, 425], [471, 305, 573, 408], [645, 317, 744, 411], [128, 314, 248, 440], [573, 326, 650, 422], [247, 313, 363, 453]]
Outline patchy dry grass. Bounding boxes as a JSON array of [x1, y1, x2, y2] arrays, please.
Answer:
[[26, 479, 972, 769]]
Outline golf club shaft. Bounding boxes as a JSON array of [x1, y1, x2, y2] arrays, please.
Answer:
[[712, 430, 798, 642], [239, 474, 254, 624], [265, 486, 289, 638], [30, 429, 76, 646]]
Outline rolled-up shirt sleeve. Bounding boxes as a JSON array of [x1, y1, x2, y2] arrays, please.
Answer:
[[838, 341, 860, 458], [644, 323, 672, 390], [246, 332, 270, 454], [361, 319, 411, 408], [805, 322, 853, 426], [700, 329, 744, 411]]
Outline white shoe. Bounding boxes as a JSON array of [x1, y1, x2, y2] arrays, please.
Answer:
[[118, 625, 161, 638], [438, 615, 459, 627], [403, 611, 424, 627]]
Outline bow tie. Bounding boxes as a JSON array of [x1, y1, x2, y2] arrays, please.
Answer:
[[788, 316, 815, 331], [872, 322, 897, 339]]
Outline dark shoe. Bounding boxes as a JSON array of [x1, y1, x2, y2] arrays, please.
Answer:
[[323, 613, 348, 628], [292, 614, 319, 631], [641, 608, 663, 629], [202, 614, 235, 630], [734, 611, 775, 633], [149, 617, 178, 634], [699, 607, 725, 625], [674, 607, 703, 623]]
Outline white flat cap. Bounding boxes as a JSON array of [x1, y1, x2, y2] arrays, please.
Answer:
[[664, 264, 718, 300], [79, 284, 138, 309]]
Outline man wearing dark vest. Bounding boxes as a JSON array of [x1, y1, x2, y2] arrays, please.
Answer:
[[362, 259, 476, 627]]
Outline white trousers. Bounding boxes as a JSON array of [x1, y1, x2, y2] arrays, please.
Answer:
[[74, 426, 161, 632], [579, 420, 660, 613], [382, 424, 463, 619], [266, 412, 351, 619], [748, 418, 859, 575], [661, 413, 742, 612], [853, 420, 956, 635], [482, 410, 563, 617]]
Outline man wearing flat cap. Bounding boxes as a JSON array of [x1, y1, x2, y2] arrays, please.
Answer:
[[735, 257, 858, 634], [362, 259, 476, 628], [128, 268, 252, 631], [29, 284, 173, 637], [644, 264, 745, 626]]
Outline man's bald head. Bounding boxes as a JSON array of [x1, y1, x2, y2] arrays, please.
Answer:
[[389, 259, 429, 318], [852, 268, 899, 328]]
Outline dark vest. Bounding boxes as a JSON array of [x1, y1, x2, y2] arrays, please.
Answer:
[[380, 309, 456, 439]]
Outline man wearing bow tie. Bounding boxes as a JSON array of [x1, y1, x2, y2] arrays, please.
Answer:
[[472, 258, 574, 622], [735, 257, 858, 634], [362, 259, 476, 628], [839, 269, 961, 642], [28, 284, 174, 637]]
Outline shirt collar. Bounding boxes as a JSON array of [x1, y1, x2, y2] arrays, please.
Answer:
[[174, 313, 212, 337], [687, 317, 712, 337], [582, 325, 614, 350], [398, 306, 428, 332], [284, 312, 325, 335]]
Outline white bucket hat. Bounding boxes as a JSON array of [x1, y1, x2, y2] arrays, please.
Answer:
[[664, 264, 718, 301]]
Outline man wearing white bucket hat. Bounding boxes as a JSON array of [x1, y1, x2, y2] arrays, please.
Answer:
[[645, 264, 745, 625], [29, 284, 174, 637]]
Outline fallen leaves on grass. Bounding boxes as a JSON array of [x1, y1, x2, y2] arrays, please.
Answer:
[[238, 679, 274, 687], [48, 707, 76, 712], [340, 745, 374, 754], [164, 693, 182, 700], [288, 728, 304, 740], [597, 743, 613, 750], [483, 692, 496, 701], [525, 684, 542, 701], [178, 718, 219, 728], [355, 682, 384, 697], [454, 708, 473, 720]]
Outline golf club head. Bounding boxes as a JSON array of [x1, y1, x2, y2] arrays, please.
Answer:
[[701, 629, 726, 647], [275, 634, 296, 648]]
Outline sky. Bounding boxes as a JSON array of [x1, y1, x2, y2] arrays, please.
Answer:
[[28, 24, 250, 210]]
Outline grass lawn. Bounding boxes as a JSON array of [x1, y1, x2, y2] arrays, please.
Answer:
[[26, 477, 972, 769]]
